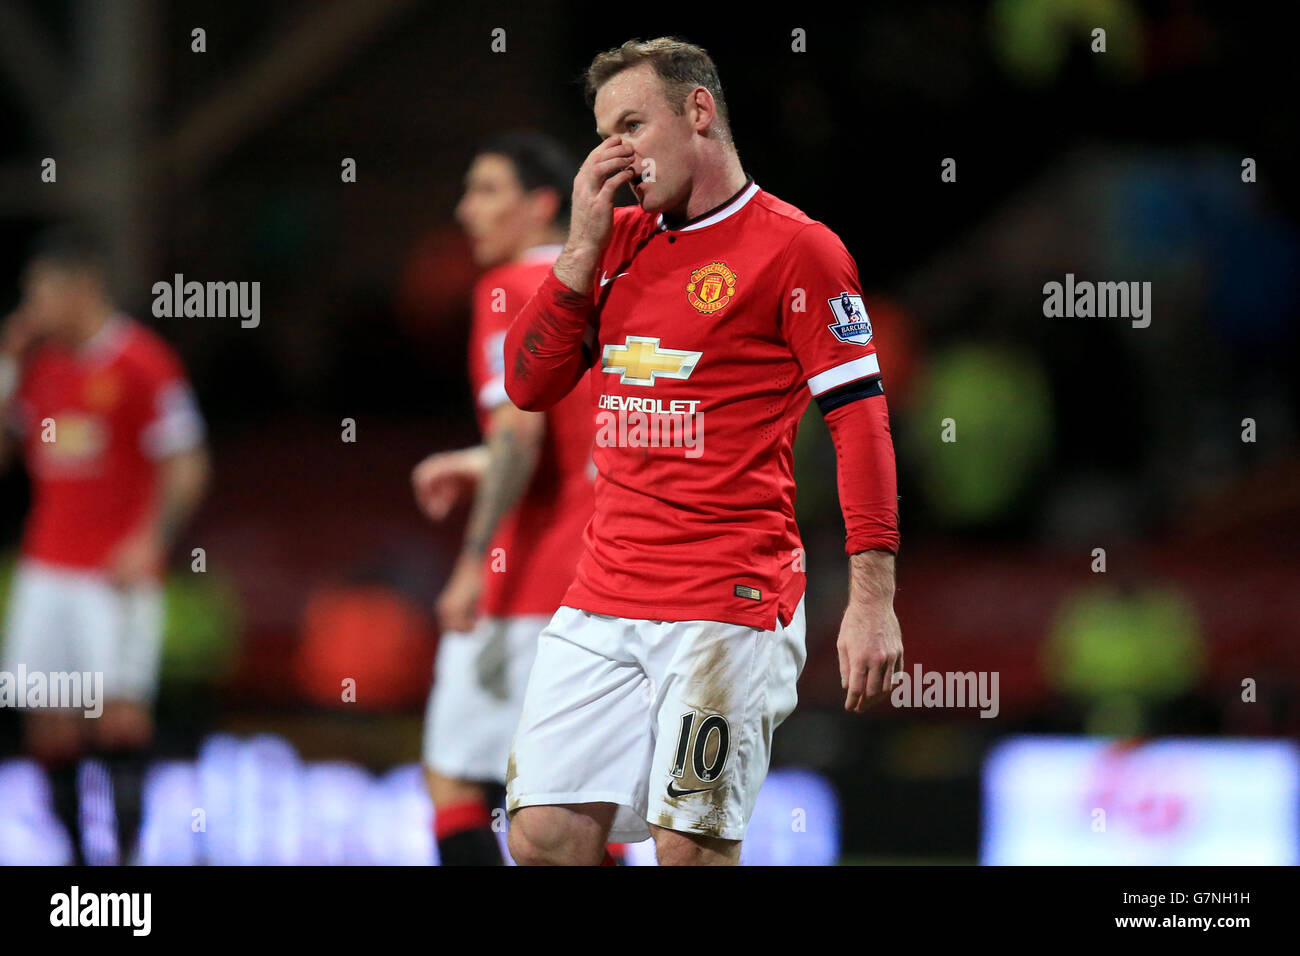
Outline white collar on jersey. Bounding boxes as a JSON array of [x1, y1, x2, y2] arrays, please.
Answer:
[[655, 180, 761, 233], [518, 243, 564, 262], [77, 312, 130, 362]]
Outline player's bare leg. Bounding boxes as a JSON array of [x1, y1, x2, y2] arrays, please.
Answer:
[[425, 769, 487, 807], [424, 769, 505, 865], [25, 710, 87, 864], [94, 700, 154, 751], [651, 826, 742, 866], [26, 709, 84, 763], [508, 803, 616, 866]]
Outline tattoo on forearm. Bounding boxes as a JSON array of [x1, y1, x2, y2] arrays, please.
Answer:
[[462, 424, 540, 557], [156, 480, 201, 546]]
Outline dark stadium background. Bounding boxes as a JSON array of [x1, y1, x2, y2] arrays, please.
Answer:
[[1, 0, 1297, 863]]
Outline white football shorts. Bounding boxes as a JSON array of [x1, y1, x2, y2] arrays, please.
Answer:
[[1, 559, 164, 704], [422, 614, 546, 783], [506, 598, 807, 843]]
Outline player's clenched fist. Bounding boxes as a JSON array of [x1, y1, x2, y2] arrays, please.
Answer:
[[553, 136, 636, 294], [411, 447, 488, 522]]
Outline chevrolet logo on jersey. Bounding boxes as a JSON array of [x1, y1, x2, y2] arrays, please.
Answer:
[[601, 336, 702, 386]]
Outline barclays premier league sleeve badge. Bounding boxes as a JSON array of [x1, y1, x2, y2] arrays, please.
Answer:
[[826, 292, 873, 345]]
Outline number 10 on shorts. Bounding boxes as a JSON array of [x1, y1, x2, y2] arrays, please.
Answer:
[[670, 711, 731, 785]]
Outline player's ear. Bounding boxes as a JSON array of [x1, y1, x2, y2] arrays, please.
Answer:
[[689, 86, 714, 133], [530, 188, 561, 227]]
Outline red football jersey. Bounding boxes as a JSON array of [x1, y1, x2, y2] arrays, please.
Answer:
[[12, 315, 205, 571], [560, 181, 893, 631], [468, 246, 594, 618]]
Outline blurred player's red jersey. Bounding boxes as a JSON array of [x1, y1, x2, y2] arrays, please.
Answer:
[[13, 315, 204, 572], [468, 247, 594, 617], [562, 183, 891, 631]]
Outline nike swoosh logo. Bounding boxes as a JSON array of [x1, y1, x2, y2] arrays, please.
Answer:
[[599, 271, 630, 287], [666, 782, 718, 798]]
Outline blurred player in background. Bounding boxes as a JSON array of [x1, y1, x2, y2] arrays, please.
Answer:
[[0, 226, 210, 864], [504, 38, 903, 865], [411, 132, 597, 865]]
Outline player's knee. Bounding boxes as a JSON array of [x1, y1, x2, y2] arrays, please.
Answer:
[[507, 807, 604, 866], [25, 714, 84, 765], [93, 701, 153, 751], [507, 808, 569, 865], [654, 829, 741, 866], [506, 808, 555, 865]]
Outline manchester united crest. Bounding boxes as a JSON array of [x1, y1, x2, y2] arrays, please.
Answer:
[[685, 261, 738, 314], [83, 370, 121, 411]]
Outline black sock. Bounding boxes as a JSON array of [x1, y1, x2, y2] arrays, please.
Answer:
[[45, 760, 84, 865], [437, 827, 504, 866], [434, 796, 504, 866], [483, 783, 507, 811], [105, 750, 147, 865]]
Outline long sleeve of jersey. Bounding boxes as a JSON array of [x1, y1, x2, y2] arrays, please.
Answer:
[[824, 394, 900, 554], [504, 269, 594, 411], [779, 222, 900, 555]]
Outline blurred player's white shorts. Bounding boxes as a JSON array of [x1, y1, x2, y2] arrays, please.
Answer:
[[422, 615, 546, 782], [1, 559, 164, 703], [506, 597, 807, 844]]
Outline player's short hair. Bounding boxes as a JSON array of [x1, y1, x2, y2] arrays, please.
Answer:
[[27, 223, 110, 277], [475, 131, 575, 226], [584, 37, 731, 133]]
